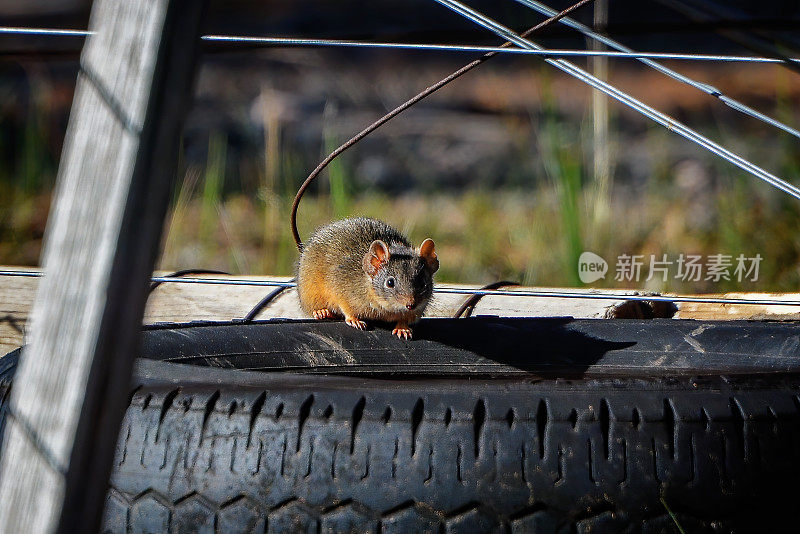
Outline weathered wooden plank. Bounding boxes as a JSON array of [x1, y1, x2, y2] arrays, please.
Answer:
[[0, 0, 206, 531], [674, 293, 800, 320], [5, 267, 800, 357], [143, 281, 644, 321], [0, 268, 37, 357], [0, 271, 638, 356]]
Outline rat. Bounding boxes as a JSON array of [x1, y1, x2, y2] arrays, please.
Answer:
[[296, 217, 438, 339]]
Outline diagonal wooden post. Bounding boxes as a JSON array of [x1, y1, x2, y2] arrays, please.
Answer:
[[0, 0, 206, 531]]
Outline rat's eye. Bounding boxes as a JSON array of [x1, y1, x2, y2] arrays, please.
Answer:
[[385, 277, 395, 288]]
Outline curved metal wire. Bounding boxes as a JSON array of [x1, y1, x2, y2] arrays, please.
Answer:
[[432, 0, 800, 202], [288, 0, 596, 249], [515, 0, 800, 140], [241, 283, 293, 322], [453, 281, 521, 318]]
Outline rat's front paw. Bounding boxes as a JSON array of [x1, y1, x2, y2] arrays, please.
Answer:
[[345, 317, 367, 330], [392, 324, 412, 340], [312, 308, 335, 320]]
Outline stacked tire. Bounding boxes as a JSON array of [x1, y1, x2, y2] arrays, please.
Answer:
[[2, 318, 799, 532]]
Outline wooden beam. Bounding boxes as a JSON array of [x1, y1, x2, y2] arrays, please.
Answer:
[[4, 268, 800, 357], [0, 268, 36, 357], [0, 0, 206, 532]]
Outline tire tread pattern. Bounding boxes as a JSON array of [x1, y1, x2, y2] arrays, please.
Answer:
[[95, 374, 800, 532]]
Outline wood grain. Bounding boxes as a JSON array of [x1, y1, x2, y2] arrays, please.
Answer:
[[5, 267, 799, 357]]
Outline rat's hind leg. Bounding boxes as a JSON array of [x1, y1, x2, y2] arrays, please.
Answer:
[[312, 308, 336, 320]]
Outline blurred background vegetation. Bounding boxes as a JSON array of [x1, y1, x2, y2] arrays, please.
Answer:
[[1, 0, 799, 292]]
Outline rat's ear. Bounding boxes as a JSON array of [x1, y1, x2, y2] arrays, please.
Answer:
[[419, 238, 439, 273], [363, 240, 390, 277]]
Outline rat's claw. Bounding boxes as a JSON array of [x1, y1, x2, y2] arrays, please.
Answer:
[[312, 308, 335, 320], [345, 317, 367, 330], [392, 325, 413, 340]]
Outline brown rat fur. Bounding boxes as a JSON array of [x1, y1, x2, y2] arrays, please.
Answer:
[[296, 217, 438, 339]]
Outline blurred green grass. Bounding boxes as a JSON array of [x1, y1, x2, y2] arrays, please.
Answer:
[[2, 142, 799, 293], [154, 75, 800, 292], [2, 63, 799, 293], [151, 183, 799, 292]]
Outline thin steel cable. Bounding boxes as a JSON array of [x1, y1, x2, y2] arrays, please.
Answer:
[[0, 270, 39, 277], [2, 270, 800, 307], [432, 0, 800, 202], [151, 281, 800, 307], [148, 269, 229, 293], [678, 0, 800, 54], [0, 27, 92, 37], [202, 35, 800, 63], [4, 26, 798, 64], [289, 0, 596, 249], [655, 0, 800, 76], [515, 0, 800, 140]]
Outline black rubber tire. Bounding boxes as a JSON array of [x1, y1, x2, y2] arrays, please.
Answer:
[[2, 318, 800, 533]]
